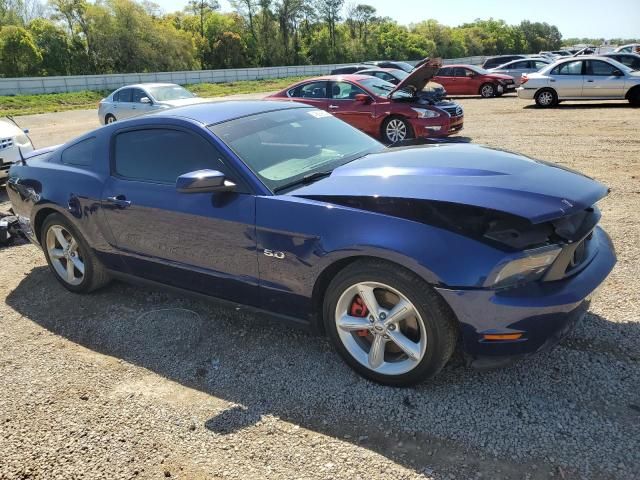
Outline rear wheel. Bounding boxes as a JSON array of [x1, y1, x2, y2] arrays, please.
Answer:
[[105, 114, 117, 124], [42, 213, 110, 293], [382, 116, 414, 144], [535, 88, 557, 107], [480, 83, 497, 98], [628, 87, 640, 107], [323, 260, 458, 386]]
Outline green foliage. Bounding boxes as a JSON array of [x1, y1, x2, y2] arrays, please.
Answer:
[[0, 0, 605, 79], [0, 25, 42, 77]]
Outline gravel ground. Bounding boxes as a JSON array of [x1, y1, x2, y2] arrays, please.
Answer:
[[1, 94, 639, 480]]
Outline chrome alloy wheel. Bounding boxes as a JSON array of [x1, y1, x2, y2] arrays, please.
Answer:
[[385, 119, 407, 143], [481, 84, 495, 97], [46, 225, 85, 286], [538, 91, 554, 106], [334, 282, 427, 376]]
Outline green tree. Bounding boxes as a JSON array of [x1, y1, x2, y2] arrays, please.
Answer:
[[0, 24, 42, 76], [28, 17, 71, 75]]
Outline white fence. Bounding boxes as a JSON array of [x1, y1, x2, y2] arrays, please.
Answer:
[[0, 56, 487, 96]]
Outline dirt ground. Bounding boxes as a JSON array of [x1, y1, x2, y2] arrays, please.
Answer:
[[1, 95, 639, 480]]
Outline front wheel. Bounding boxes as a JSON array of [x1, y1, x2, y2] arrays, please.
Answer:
[[105, 114, 117, 124], [480, 83, 497, 98], [42, 213, 110, 293], [382, 116, 414, 144], [323, 260, 458, 386]]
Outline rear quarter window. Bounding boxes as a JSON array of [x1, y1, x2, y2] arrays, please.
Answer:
[[61, 137, 95, 167]]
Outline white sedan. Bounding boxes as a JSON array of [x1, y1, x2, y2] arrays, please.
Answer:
[[517, 56, 640, 107], [98, 83, 210, 125], [0, 120, 34, 182]]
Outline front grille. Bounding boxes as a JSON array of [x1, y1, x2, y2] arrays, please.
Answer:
[[440, 104, 463, 117], [0, 138, 13, 151]]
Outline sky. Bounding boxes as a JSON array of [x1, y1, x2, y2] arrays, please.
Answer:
[[153, 0, 639, 40]]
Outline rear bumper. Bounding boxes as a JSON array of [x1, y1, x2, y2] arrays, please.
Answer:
[[435, 226, 616, 366], [517, 87, 537, 100]]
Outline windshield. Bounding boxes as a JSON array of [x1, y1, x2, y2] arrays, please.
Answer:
[[467, 65, 490, 75], [209, 108, 384, 192], [357, 77, 413, 99], [147, 85, 195, 101], [394, 62, 415, 72]]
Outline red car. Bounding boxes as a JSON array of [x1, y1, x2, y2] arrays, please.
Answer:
[[433, 64, 516, 97], [268, 61, 463, 144]]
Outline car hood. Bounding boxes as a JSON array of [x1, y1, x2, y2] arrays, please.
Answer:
[[158, 97, 211, 107], [389, 58, 441, 97], [290, 145, 608, 224]]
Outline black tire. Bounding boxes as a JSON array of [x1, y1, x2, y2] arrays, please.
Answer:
[[105, 114, 117, 124], [323, 259, 458, 386], [534, 88, 558, 108], [479, 83, 497, 98], [381, 116, 414, 144], [628, 88, 640, 107], [41, 213, 110, 293]]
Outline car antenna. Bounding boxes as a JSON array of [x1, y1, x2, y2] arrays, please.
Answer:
[[18, 146, 26, 165]]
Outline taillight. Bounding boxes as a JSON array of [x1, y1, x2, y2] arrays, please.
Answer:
[[520, 75, 528, 84]]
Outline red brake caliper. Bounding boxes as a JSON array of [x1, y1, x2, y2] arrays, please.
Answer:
[[350, 296, 370, 337]]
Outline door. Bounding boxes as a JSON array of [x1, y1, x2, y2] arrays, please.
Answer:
[[457, 67, 479, 94], [327, 81, 376, 134], [287, 81, 329, 110], [112, 88, 135, 119], [100, 126, 259, 304], [129, 88, 155, 118], [548, 60, 584, 98], [583, 60, 627, 98], [434, 67, 458, 94]]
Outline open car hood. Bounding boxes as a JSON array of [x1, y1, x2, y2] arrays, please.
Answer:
[[389, 58, 442, 97], [290, 144, 609, 224]]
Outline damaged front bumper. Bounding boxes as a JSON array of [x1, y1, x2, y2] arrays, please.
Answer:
[[435, 226, 616, 368]]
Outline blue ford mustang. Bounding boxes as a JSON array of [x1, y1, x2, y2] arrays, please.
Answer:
[[7, 101, 616, 386]]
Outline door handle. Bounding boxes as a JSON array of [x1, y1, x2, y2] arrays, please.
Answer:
[[550, 79, 556, 82], [106, 196, 131, 208], [328, 105, 339, 109], [587, 80, 594, 82]]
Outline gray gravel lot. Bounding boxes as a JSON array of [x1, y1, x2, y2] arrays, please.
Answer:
[[1, 95, 639, 480]]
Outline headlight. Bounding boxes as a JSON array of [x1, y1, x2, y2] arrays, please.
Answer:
[[14, 134, 31, 146], [491, 247, 561, 289], [411, 108, 440, 118]]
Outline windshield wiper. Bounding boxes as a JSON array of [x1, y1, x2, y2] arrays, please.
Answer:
[[274, 170, 333, 193]]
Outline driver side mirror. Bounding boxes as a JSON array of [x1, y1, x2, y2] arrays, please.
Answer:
[[140, 96, 152, 104], [176, 169, 236, 193], [354, 93, 371, 104], [612, 69, 624, 77]]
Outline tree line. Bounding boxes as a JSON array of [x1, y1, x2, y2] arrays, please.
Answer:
[[0, 0, 636, 78]]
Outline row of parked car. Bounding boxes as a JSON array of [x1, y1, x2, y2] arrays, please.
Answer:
[[93, 51, 640, 148]]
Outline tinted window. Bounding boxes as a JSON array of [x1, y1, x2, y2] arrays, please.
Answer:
[[374, 72, 395, 83], [437, 67, 453, 76], [551, 61, 583, 75], [587, 60, 617, 75], [131, 88, 147, 103], [289, 81, 328, 99], [61, 137, 95, 167], [331, 81, 367, 99], [114, 129, 228, 184], [114, 88, 132, 102], [534, 60, 549, 69]]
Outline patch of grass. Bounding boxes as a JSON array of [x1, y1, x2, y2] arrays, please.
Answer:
[[0, 76, 307, 117], [0, 90, 107, 117]]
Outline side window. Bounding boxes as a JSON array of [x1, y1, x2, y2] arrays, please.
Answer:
[[330, 81, 367, 99], [587, 61, 617, 75], [61, 137, 95, 167], [512, 61, 528, 69], [114, 129, 229, 184], [374, 72, 394, 83], [534, 61, 549, 69], [131, 88, 147, 103], [462, 68, 475, 77], [453, 67, 467, 77], [290, 81, 328, 99], [551, 61, 583, 75], [115, 88, 132, 102]]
